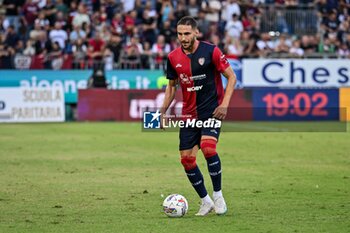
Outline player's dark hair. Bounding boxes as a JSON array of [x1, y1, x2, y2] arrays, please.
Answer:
[[177, 16, 198, 29]]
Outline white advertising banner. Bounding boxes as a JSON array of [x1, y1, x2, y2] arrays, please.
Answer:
[[0, 87, 65, 123], [242, 59, 350, 87]]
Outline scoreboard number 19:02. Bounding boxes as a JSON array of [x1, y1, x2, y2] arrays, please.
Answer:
[[262, 92, 329, 117]]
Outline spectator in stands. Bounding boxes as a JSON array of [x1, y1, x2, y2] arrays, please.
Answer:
[[340, 0, 350, 15], [69, 24, 87, 43], [72, 3, 90, 28], [111, 12, 123, 35], [159, 19, 176, 45], [0, 44, 15, 69], [225, 13, 244, 39], [256, 32, 275, 57], [46, 41, 63, 70], [316, 0, 329, 21], [3, 0, 25, 30], [300, 35, 317, 54], [42, 0, 57, 27], [122, 0, 136, 14], [87, 32, 105, 68], [209, 34, 225, 52], [14, 39, 25, 54], [124, 10, 137, 37], [321, 36, 337, 53], [55, 11, 67, 29], [205, 22, 221, 42], [49, 21, 68, 49], [224, 36, 243, 57], [274, 34, 291, 54], [106, 34, 122, 68], [22, 0, 40, 29], [285, 0, 298, 7], [321, 9, 340, 38], [55, 0, 68, 16], [337, 42, 350, 58], [345, 33, 350, 48], [151, 34, 171, 69], [99, 24, 112, 43], [123, 35, 143, 69], [243, 33, 260, 58], [103, 47, 114, 70], [197, 10, 210, 40], [141, 9, 157, 46], [174, 0, 189, 22], [188, 0, 200, 19], [289, 39, 304, 57], [72, 38, 87, 69], [241, 12, 257, 33], [29, 20, 45, 40], [4, 25, 20, 48], [201, 0, 221, 24], [23, 39, 36, 56], [81, 21, 92, 38], [222, 0, 241, 24], [34, 11, 50, 31], [160, 0, 174, 24], [141, 41, 153, 69]]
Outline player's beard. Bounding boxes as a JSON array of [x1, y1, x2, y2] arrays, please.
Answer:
[[181, 37, 196, 53]]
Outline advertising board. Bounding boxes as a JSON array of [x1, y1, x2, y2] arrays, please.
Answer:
[[0, 87, 65, 123]]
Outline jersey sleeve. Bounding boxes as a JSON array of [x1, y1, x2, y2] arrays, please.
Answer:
[[166, 57, 177, 80], [212, 46, 230, 73]]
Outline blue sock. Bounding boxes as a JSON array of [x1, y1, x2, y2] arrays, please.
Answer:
[[206, 154, 222, 192], [185, 166, 208, 198]]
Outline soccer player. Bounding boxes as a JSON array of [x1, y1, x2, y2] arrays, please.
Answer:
[[160, 16, 236, 216]]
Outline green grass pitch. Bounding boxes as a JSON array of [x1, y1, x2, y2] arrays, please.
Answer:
[[0, 122, 349, 233]]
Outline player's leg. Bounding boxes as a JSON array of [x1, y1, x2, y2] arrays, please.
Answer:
[[200, 132, 227, 215], [179, 127, 213, 216], [180, 146, 214, 216]]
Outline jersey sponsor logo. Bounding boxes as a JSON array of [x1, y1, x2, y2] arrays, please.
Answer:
[[175, 63, 182, 68], [187, 85, 203, 92], [198, 57, 205, 66], [179, 73, 191, 84], [179, 74, 206, 84], [191, 74, 206, 81]]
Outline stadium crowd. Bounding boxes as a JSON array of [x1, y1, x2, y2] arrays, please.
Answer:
[[0, 0, 349, 70]]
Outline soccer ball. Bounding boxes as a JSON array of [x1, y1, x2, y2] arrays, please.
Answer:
[[162, 194, 188, 217]]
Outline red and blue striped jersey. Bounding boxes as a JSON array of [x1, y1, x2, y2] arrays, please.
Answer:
[[166, 41, 230, 120]]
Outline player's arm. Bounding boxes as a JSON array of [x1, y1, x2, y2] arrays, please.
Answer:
[[161, 79, 177, 114], [160, 79, 177, 129], [213, 66, 236, 120], [161, 56, 178, 116]]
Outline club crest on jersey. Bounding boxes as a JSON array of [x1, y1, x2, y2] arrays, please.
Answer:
[[198, 57, 205, 66]]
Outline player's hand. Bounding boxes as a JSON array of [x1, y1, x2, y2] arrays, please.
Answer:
[[159, 111, 165, 130], [213, 105, 227, 120]]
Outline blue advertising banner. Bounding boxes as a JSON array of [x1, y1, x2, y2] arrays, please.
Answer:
[[253, 89, 339, 120], [0, 70, 164, 103]]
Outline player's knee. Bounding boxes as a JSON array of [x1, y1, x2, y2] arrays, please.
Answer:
[[180, 155, 196, 170], [200, 139, 217, 158]]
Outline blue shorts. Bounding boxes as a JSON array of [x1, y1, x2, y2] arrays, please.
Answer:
[[179, 124, 221, 151]]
